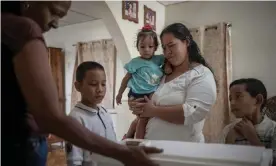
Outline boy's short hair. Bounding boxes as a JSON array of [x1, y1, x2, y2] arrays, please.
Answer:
[[230, 78, 267, 109], [76, 61, 104, 82]]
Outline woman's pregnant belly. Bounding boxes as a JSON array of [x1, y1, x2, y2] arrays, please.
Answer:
[[144, 117, 205, 142]]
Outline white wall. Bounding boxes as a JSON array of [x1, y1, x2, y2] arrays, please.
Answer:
[[166, 1, 276, 97]]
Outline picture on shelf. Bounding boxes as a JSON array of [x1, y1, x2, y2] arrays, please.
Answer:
[[122, 1, 139, 23], [144, 5, 156, 30]]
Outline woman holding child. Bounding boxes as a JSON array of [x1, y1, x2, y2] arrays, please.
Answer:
[[128, 23, 217, 142]]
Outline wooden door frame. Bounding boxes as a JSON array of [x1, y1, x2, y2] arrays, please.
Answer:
[[48, 47, 66, 113]]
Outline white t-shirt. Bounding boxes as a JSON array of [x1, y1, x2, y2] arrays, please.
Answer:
[[145, 65, 217, 142], [66, 103, 117, 166]]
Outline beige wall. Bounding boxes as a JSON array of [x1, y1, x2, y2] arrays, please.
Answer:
[[166, 1, 276, 97]]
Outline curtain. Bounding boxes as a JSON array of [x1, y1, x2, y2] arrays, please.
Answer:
[[190, 23, 232, 143], [71, 39, 116, 110], [189, 28, 201, 49], [225, 24, 234, 121]]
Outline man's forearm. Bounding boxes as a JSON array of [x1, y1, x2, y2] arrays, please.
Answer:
[[43, 115, 128, 161]]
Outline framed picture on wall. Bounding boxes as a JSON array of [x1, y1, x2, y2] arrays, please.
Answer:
[[122, 1, 139, 23], [144, 5, 156, 30]]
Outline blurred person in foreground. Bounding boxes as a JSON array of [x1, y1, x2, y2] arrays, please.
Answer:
[[1, 1, 162, 166]]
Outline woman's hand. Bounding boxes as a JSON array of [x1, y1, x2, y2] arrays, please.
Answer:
[[129, 96, 156, 118], [139, 96, 157, 118], [128, 97, 146, 114]]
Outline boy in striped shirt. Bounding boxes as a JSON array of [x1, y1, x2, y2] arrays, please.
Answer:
[[220, 78, 276, 163]]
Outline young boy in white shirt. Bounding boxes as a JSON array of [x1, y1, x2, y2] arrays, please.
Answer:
[[66, 61, 117, 166], [220, 78, 276, 162]]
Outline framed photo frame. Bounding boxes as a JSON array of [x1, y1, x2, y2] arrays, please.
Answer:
[[122, 1, 139, 23], [144, 5, 156, 30]]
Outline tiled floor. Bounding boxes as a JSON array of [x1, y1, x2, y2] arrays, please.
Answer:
[[47, 149, 67, 166]]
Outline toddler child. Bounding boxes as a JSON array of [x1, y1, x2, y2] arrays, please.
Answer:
[[116, 24, 171, 139]]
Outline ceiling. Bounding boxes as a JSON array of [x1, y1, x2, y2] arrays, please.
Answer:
[[58, 1, 187, 27], [59, 9, 99, 27], [157, 1, 188, 6]]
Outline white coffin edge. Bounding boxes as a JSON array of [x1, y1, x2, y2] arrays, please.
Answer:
[[91, 139, 273, 166]]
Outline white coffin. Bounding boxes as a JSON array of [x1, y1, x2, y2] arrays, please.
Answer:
[[91, 139, 273, 166]]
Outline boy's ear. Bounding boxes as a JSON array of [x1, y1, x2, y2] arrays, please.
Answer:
[[255, 94, 264, 106], [74, 81, 81, 92]]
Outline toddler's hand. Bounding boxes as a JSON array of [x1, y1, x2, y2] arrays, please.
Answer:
[[116, 94, 122, 105]]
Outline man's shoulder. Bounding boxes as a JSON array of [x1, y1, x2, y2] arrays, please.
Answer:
[[2, 14, 41, 30], [2, 14, 45, 54]]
